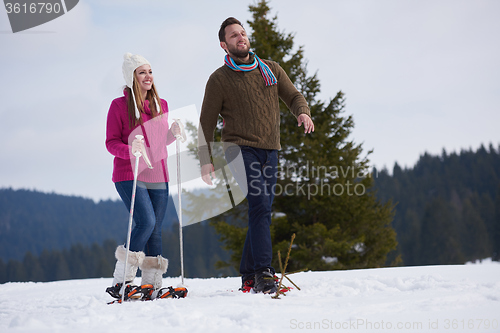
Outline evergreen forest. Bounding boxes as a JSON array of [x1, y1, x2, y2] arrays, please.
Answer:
[[0, 144, 499, 283], [0, 188, 235, 283], [374, 144, 500, 266]]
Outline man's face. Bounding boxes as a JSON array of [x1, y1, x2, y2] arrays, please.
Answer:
[[220, 24, 251, 59]]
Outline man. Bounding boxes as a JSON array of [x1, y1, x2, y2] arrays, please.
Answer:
[[199, 17, 314, 294]]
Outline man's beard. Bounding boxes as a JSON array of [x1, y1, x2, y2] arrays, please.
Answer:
[[227, 43, 250, 60]]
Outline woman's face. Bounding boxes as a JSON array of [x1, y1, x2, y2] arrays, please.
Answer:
[[134, 64, 153, 93]]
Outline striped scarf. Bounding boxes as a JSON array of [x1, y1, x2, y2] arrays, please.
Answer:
[[224, 51, 277, 86]]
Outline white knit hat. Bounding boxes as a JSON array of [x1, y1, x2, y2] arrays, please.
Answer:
[[122, 52, 159, 119], [122, 52, 150, 89]]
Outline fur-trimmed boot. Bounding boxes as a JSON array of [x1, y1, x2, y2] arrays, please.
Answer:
[[106, 245, 145, 298], [140, 255, 169, 291]]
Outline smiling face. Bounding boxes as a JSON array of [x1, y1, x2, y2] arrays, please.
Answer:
[[134, 64, 153, 96], [220, 23, 251, 60]]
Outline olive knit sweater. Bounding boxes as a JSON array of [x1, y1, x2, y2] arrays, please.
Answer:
[[198, 56, 311, 166]]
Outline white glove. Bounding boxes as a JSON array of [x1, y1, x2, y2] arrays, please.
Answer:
[[173, 119, 187, 143], [132, 135, 153, 169], [132, 138, 144, 156]]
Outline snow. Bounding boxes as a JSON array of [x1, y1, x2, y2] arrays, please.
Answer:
[[1, 262, 499, 333]]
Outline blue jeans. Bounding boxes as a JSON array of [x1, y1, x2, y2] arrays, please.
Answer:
[[225, 145, 278, 280], [115, 181, 169, 256]]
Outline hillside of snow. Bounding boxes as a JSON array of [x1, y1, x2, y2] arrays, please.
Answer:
[[1, 261, 499, 333]]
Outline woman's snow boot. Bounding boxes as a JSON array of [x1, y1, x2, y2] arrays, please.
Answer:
[[139, 255, 169, 299], [106, 245, 145, 299]]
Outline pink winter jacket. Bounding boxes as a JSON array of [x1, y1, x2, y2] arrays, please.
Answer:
[[106, 91, 176, 183]]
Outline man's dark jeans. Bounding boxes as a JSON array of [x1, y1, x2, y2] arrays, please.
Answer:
[[226, 145, 278, 281]]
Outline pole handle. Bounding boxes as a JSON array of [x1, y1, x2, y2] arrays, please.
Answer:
[[173, 119, 187, 143], [134, 135, 153, 169]]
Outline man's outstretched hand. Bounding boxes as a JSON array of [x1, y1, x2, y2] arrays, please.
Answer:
[[298, 114, 315, 134], [201, 163, 216, 185]]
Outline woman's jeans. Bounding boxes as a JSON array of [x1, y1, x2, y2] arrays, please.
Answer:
[[115, 181, 169, 257], [225, 145, 278, 280]]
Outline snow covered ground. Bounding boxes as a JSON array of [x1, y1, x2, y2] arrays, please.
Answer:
[[1, 261, 499, 333]]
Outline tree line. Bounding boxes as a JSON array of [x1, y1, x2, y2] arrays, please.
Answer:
[[2, 143, 498, 283], [0, 222, 235, 284], [374, 144, 500, 265], [0, 187, 235, 283], [0, 188, 143, 261]]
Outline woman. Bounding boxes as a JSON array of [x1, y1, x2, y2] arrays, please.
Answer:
[[105, 53, 179, 300]]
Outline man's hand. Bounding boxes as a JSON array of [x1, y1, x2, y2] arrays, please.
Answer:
[[298, 114, 315, 134], [201, 163, 216, 185]]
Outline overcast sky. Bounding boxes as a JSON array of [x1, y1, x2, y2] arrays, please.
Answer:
[[1, 0, 499, 201]]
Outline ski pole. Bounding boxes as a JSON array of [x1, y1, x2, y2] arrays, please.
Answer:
[[121, 134, 145, 303], [173, 119, 186, 286]]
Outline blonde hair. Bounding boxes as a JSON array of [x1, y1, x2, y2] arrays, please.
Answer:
[[125, 71, 163, 128]]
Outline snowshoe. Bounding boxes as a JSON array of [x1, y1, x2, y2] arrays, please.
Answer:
[[106, 283, 154, 304], [239, 278, 254, 293], [107, 284, 187, 304], [254, 269, 278, 294], [126, 284, 155, 301], [274, 275, 292, 293], [106, 282, 138, 300], [155, 286, 188, 299], [238, 273, 291, 294]]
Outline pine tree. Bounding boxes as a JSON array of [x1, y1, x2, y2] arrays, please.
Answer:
[[494, 185, 500, 261], [0, 259, 6, 283], [23, 252, 45, 281], [419, 198, 464, 265], [7, 260, 27, 282], [373, 143, 500, 265], [461, 196, 491, 260], [212, 0, 397, 272]]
